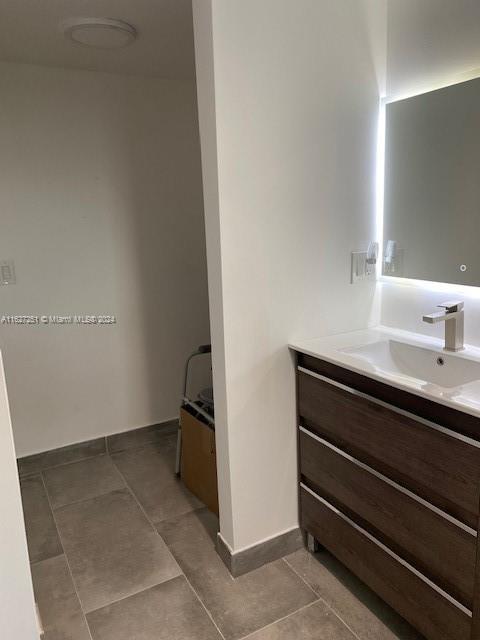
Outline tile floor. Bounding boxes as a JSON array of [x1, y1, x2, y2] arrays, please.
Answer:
[[20, 429, 424, 639]]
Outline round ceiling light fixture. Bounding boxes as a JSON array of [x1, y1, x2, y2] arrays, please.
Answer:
[[62, 18, 137, 49]]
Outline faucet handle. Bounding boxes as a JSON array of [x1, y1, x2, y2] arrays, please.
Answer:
[[437, 300, 464, 312]]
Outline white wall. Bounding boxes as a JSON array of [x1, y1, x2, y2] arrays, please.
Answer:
[[0, 62, 210, 457], [0, 351, 38, 639], [194, 0, 383, 552], [192, 0, 234, 544]]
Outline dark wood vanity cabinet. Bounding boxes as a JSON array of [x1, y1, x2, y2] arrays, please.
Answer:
[[294, 350, 480, 640]]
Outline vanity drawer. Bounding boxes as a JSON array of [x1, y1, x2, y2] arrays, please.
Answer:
[[297, 368, 480, 528], [299, 427, 476, 607], [300, 486, 472, 640]]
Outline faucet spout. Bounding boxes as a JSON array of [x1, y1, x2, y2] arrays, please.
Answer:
[[422, 301, 465, 351], [422, 310, 453, 324]]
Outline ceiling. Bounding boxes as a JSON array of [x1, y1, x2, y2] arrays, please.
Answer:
[[0, 0, 196, 79], [387, 0, 480, 98], [3, 1, 480, 88]]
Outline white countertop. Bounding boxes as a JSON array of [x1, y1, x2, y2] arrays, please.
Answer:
[[289, 326, 480, 419]]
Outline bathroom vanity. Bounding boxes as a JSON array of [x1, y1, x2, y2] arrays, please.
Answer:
[[290, 327, 480, 640]]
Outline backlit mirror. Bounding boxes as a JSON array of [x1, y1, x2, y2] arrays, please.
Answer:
[[383, 77, 480, 286]]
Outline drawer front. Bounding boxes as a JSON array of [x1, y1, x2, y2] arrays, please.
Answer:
[[299, 427, 476, 607], [297, 352, 480, 441], [298, 368, 480, 528], [300, 486, 472, 640]]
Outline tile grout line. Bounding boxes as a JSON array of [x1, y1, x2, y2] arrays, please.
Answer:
[[84, 578, 190, 617], [107, 456, 161, 537], [48, 480, 128, 513], [227, 553, 347, 640], [107, 428, 179, 453], [237, 599, 321, 640], [280, 556, 318, 598], [38, 454, 128, 513], [283, 556, 363, 640], [107, 433, 181, 457], [20, 450, 107, 478], [19, 430, 178, 479], [18, 425, 179, 477], [30, 551, 65, 568], [110, 454, 227, 640], [39, 472, 94, 640], [178, 568, 228, 640]]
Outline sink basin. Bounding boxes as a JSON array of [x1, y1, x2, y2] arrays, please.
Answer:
[[341, 340, 480, 389]]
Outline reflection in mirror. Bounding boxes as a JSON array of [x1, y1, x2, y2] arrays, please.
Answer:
[[383, 77, 480, 285]]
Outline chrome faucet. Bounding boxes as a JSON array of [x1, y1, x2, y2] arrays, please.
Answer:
[[422, 301, 464, 352]]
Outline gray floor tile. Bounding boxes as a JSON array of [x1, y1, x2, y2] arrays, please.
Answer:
[[107, 420, 178, 453], [87, 576, 222, 640], [20, 475, 63, 563], [55, 487, 181, 612], [285, 548, 424, 640], [43, 455, 125, 509], [246, 600, 356, 639], [18, 438, 106, 477], [112, 437, 202, 523], [31, 554, 90, 640], [157, 509, 317, 640]]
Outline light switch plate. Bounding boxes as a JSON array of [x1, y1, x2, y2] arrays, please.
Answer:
[[351, 251, 376, 284], [0, 260, 16, 285]]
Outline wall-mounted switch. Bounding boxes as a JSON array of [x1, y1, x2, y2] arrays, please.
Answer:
[[0, 260, 16, 285], [351, 251, 376, 284]]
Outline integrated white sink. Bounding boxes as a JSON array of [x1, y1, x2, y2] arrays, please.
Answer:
[[341, 340, 480, 389], [290, 326, 480, 418]]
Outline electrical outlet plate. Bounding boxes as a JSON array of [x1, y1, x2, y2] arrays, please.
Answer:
[[0, 260, 15, 285], [351, 252, 376, 284]]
